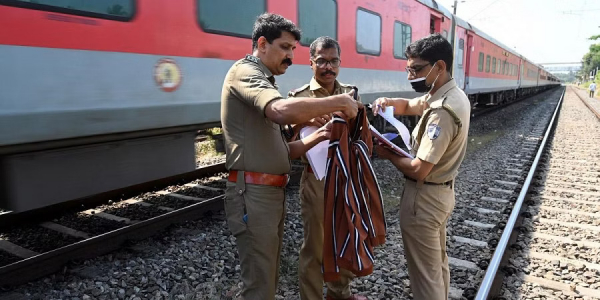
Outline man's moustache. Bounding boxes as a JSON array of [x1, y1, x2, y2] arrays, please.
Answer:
[[321, 71, 336, 76], [282, 59, 293, 66]]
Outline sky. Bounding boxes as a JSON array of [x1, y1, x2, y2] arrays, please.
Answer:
[[435, 0, 599, 65]]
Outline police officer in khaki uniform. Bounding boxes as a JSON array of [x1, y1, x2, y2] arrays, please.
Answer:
[[371, 34, 471, 300], [287, 36, 368, 300], [221, 14, 359, 300]]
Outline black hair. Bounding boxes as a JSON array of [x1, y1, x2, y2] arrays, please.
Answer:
[[405, 33, 453, 72], [309, 36, 341, 57], [252, 13, 301, 50]]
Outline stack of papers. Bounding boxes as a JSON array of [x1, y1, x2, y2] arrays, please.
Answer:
[[299, 126, 328, 180], [376, 106, 412, 151]]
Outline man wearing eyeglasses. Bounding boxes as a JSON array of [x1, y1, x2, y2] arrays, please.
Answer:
[[287, 36, 367, 300], [371, 33, 471, 300]]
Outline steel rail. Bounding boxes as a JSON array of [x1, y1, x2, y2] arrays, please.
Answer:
[[475, 87, 566, 299], [0, 163, 227, 286], [571, 86, 600, 120]]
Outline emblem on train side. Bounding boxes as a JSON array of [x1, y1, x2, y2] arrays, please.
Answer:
[[154, 58, 182, 92]]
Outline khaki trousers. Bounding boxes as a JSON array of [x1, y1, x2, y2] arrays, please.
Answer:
[[400, 180, 455, 300], [299, 170, 355, 300], [225, 173, 286, 300]]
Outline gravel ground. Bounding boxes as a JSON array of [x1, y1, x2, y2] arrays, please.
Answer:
[[140, 194, 200, 210], [100, 203, 168, 222], [499, 87, 600, 299], [169, 187, 223, 200], [0, 88, 565, 299], [0, 250, 20, 268], [0, 225, 84, 254], [54, 213, 126, 236]]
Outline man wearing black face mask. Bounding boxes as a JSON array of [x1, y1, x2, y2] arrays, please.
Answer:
[[370, 33, 471, 300]]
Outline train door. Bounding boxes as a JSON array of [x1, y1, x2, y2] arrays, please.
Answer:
[[454, 36, 466, 89], [517, 58, 523, 88], [464, 33, 474, 89]]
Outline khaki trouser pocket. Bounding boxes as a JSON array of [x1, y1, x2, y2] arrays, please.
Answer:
[[224, 183, 247, 237], [401, 181, 419, 217]]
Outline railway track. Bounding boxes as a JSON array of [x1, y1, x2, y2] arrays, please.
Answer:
[[465, 86, 600, 300], [0, 163, 228, 286], [0, 86, 570, 296]]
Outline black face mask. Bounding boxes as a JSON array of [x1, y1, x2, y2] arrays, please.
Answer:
[[409, 62, 439, 93], [409, 78, 431, 93]]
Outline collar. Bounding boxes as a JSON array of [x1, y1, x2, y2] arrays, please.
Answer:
[[309, 77, 340, 94], [245, 54, 274, 79], [427, 78, 457, 105]]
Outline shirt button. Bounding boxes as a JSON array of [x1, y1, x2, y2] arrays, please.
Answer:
[[238, 189, 244, 195]]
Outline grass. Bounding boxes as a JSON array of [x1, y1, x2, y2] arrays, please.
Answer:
[[195, 127, 225, 159], [195, 140, 221, 158]]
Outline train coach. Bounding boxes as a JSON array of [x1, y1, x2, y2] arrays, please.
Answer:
[[0, 0, 559, 212]]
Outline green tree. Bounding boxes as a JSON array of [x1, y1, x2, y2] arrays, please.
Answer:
[[580, 35, 600, 81]]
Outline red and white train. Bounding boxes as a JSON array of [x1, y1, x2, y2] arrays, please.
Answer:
[[0, 0, 560, 211]]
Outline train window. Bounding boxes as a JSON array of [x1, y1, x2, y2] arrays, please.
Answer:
[[298, 0, 337, 46], [457, 39, 464, 68], [1, 0, 134, 21], [197, 0, 266, 38], [502, 61, 506, 75], [485, 55, 491, 73], [393, 21, 411, 59], [478, 52, 484, 72], [356, 8, 381, 55], [492, 57, 496, 74], [497, 58, 501, 74]]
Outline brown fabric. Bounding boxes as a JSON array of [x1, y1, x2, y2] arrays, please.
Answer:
[[322, 107, 386, 282], [289, 78, 360, 299]]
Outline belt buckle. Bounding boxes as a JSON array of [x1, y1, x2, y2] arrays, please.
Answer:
[[284, 174, 290, 187]]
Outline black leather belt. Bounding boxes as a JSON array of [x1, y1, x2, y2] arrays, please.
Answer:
[[405, 176, 453, 186]]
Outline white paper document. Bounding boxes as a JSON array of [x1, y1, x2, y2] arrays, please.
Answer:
[[370, 125, 414, 159], [378, 106, 412, 151], [299, 126, 328, 180]]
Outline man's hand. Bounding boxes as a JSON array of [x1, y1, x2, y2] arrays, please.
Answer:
[[371, 97, 391, 116], [314, 121, 332, 142], [336, 90, 359, 119], [305, 113, 332, 128]]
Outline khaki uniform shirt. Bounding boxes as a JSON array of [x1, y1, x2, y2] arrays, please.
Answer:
[[221, 55, 290, 175], [407, 78, 471, 183], [288, 77, 358, 167]]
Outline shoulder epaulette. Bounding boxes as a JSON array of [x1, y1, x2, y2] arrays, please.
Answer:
[[287, 83, 310, 97]]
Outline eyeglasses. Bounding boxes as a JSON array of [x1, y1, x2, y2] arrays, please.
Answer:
[[405, 63, 431, 76], [313, 58, 341, 68]]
